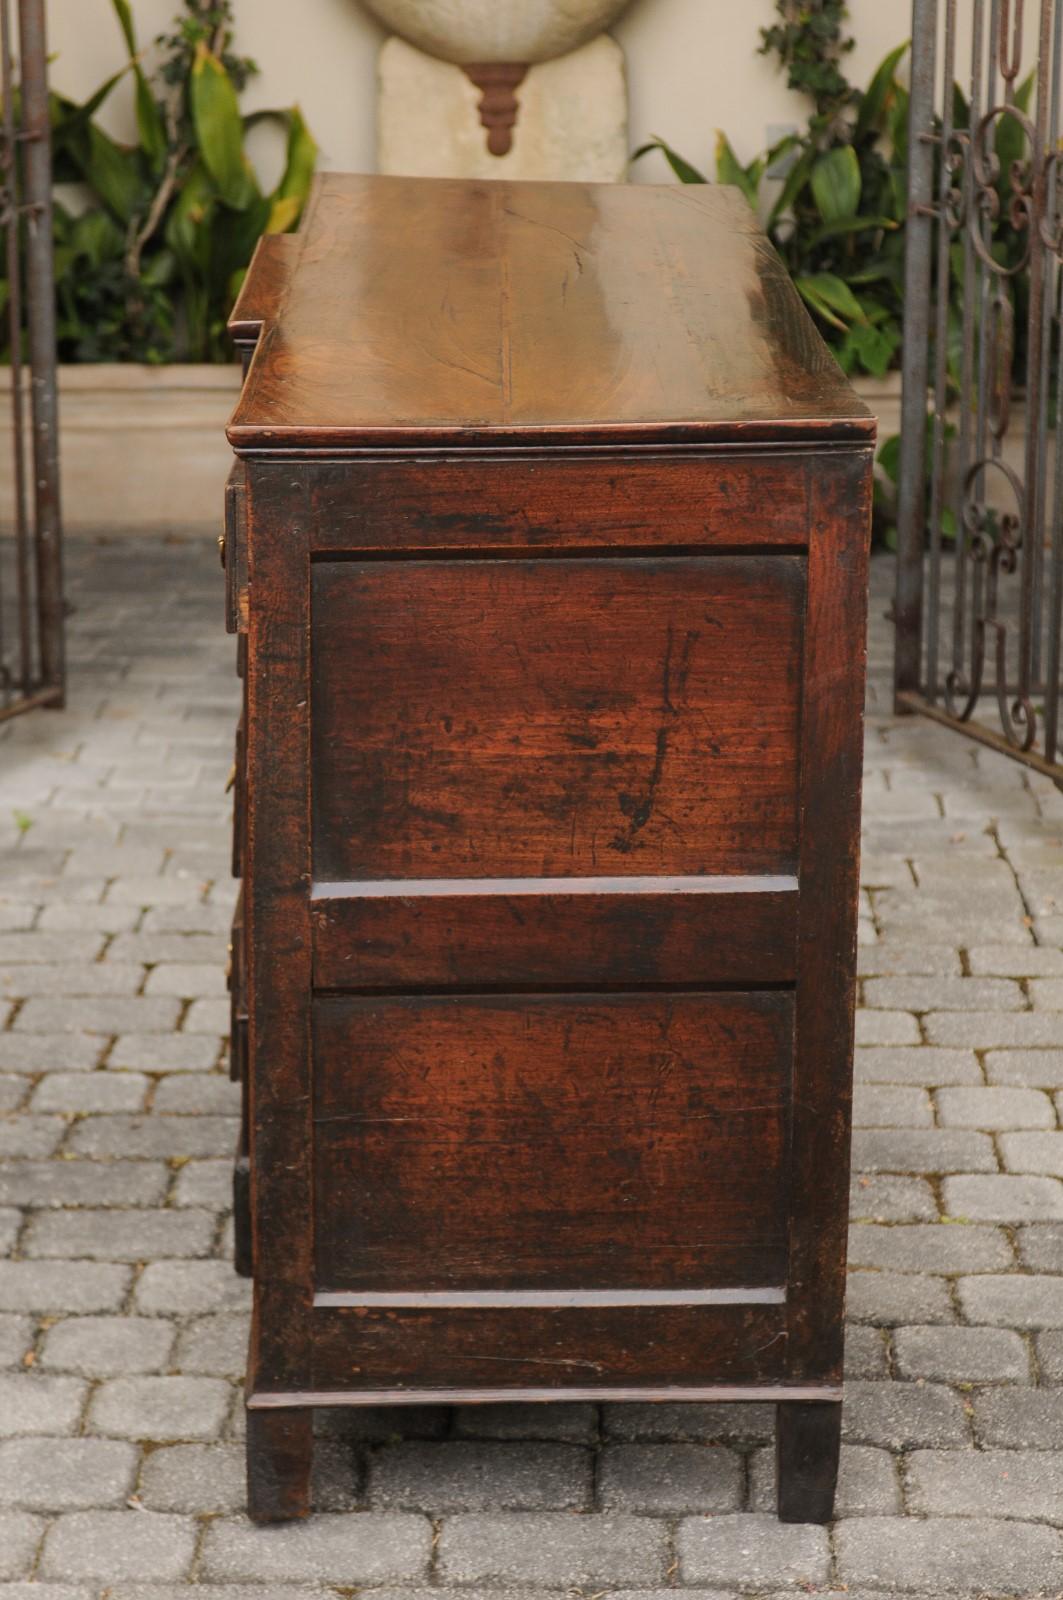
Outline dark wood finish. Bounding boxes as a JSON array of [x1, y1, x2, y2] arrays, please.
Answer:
[[311, 556, 803, 881], [309, 1301, 788, 1391], [313, 990, 793, 1292], [776, 1401, 843, 1524], [229, 233, 300, 376], [222, 464, 248, 635], [228, 175, 872, 452], [246, 1407, 313, 1523], [311, 875, 797, 989], [289, 452, 826, 554], [228, 172, 872, 1526], [786, 454, 871, 1385]]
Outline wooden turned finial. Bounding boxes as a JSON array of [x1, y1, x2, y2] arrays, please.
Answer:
[[462, 62, 529, 157]]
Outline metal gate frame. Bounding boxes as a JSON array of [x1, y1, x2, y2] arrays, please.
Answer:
[[0, 0, 63, 719], [895, 0, 1063, 781]]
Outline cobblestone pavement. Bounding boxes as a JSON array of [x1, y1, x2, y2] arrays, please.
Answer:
[[0, 538, 1062, 1596]]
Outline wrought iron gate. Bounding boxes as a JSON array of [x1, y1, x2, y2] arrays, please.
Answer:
[[0, 0, 63, 719], [896, 0, 1063, 779]]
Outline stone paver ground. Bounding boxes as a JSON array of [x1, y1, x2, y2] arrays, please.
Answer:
[[0, 538, 1062, 1596]]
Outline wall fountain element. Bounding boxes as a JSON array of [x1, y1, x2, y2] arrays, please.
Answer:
[[358, 0, 636, 182]]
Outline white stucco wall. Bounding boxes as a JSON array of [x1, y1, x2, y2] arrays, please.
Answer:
[[43, 0, 965, 184]]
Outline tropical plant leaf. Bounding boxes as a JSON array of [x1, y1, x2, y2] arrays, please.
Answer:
[[631, 137, 707, 184], [83, 123, 145, 223], [274, 105, 317, 205], [266, 194, 302, 234], [109, 0, 166, 172], [715, 131, 758, 206], [165, 159, 216, 275], [191, 42, 258, 209], [804, 213, 899, 248], [767, 143, 815, 225], [796, 270, 869, 326], [810, 144, 861, 223], [855, 43, 908, 140], [848, 320, 900, 376], [110, 0, 136, 53]]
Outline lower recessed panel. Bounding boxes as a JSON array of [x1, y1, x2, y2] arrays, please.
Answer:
[[312, 989, 793, 1294]]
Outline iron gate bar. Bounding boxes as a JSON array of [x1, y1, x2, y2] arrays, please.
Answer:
[[0, 0, 63, 721], [894, 0, 1063, 782]]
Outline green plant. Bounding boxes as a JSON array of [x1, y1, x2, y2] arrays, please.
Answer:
[[635, 8, 908, 379], [633, 1, 1031, 387], [759, 0, 855, 127], [3, 0, 317, 363]]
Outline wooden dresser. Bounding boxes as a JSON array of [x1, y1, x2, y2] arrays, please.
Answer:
[[223, 173, 873, 1526]]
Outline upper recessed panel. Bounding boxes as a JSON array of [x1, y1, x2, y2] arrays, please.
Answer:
[[227, 173, 872, 453]]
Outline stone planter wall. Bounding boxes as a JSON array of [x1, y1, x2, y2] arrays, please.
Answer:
[[0, 364, 1029, 535], [0, 364, 242, 535]]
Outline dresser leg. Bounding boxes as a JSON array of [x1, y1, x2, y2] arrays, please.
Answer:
[[247, 1407, 314, 1522], [775, 1400, 841, 1523]]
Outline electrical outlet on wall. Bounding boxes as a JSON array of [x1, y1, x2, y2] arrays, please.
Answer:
[[766, 123, 800, 177]]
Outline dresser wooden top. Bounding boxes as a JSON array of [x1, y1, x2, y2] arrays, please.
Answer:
[[227, 173, 872, 455]]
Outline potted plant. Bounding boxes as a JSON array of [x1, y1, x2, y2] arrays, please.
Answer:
[[0, 0, 317, 531]]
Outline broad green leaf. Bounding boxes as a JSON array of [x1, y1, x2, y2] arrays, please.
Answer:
[[796, 270, 869, 325], [112, 0, 167, 177], [877, 432, 902, 483], [888, 84, 910, 165], [266, 194, 302, 234], [142, 248, 177, 286], [274, 105, 317, 205], [715, 131, 757, 207], [952, 80, 970, 131], [84, 122, 144, 222], [165, 160, 216, 274], [133, 73, 167, 172], [191, 42, 258, 209], [855, 43, 908, 140], [805, 213, 899, 249], [71, 208, 123, 266], [631, 137, 706, 184], [110, 0, 136, 54], [52, 65, 131, 138], [995, 102, 1030, 185], [848, 320, 899, 377], [810, 144, 861, 224], [768, 143, 815, 226], [795, 279, 849, 331]]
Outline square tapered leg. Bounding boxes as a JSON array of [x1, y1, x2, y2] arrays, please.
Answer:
[[776, 1400, 842, 1523]]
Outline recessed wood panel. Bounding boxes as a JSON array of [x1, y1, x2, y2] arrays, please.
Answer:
[[298, 452, 815, 553], [311, 556, 803, 882], [307, 1301, 790, 1392], [311, 874, 797, 989], [312, 990, 793, 1293]]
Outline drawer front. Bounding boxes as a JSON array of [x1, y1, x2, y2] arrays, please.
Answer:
[[312, 990, 793, 1295], [311, 555, 803, 884]]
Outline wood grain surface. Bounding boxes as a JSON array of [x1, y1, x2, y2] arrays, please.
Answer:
[[310, 555, 804, 882], [227, 175, 873, 453], [312, 989, 793, 1293]]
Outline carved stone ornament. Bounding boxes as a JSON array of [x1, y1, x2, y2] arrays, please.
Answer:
[[359, 0, 634, 65], [461, 62, 528, 156], [361, 0, 634, 157]]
